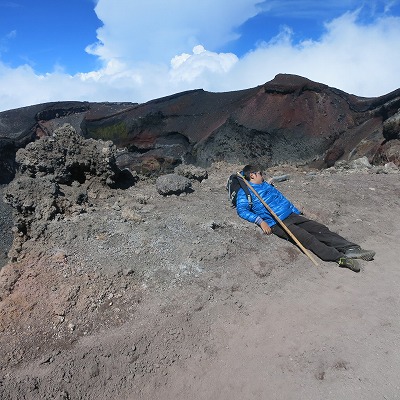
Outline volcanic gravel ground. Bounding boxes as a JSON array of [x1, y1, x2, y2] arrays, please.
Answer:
[[1, 162, 400, 399]]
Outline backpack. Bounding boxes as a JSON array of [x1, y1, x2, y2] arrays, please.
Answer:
[[226, 173, 252, 208]]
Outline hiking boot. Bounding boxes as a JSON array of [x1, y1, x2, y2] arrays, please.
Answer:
[[337, 257, 360, 272], [344, 246, 375, 261]]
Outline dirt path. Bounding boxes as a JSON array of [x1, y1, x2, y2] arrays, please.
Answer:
[[152, 252, 400, 400]]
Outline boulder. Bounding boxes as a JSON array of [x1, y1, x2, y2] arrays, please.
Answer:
[[348, 157, 372, 169], [174, 164, 208, 181], [155, 174, 192, 196]]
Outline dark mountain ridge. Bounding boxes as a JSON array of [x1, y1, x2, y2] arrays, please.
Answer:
[[1, 73, 399, 184]]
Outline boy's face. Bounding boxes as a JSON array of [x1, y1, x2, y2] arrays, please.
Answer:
[[250, 171, 264, 184]]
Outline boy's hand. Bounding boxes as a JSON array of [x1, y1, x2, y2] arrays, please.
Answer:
[[260, 221, 272, 235]]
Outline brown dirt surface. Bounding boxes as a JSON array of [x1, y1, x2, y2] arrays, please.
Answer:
[[1, 162, 400, 399]]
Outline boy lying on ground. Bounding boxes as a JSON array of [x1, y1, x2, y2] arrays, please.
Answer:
[[236, 164, 375, 272]]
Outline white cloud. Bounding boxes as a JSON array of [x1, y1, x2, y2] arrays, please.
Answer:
[[1, 2, 400, 112], [231, 10, 400, 96], [88, 0, 262, 63], [170, 45, 238, 83]]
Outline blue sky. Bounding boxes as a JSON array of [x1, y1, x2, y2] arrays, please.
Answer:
[[0, 0, 101, 74], [1, 0, 400, 111]]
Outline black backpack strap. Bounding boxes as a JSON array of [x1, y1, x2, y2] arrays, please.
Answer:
[[237, 177, 252, 208]]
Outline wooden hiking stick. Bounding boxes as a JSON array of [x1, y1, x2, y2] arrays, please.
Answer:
[[236, 172, 319, 267]]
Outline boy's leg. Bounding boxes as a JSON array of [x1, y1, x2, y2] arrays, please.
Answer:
[[271, 219, 343, 262], [290, 215, 357, 252], [275, 214, 374, 263]]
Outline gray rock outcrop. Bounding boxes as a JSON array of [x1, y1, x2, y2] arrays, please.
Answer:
[[174, 164, 208, 181], [15, 123, 119, 186], [4, 124, 121, 260], [383, 111, 400, 140], [155, 174, 192, 196]]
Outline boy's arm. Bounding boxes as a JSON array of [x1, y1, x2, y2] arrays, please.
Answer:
[[236, 189, 272, 234], [236, 189, 257, 223]]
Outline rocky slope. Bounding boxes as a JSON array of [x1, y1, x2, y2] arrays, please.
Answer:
[[0, 185, 13, 269], [1, 124, 400, 399]]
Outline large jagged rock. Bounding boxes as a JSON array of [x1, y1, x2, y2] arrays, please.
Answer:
[[15, 123, 119, 186], [1, 74, 400, 182], [3, 124, 121, 260]]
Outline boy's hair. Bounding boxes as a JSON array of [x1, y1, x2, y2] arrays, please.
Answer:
[[242, 164, 262, 181]]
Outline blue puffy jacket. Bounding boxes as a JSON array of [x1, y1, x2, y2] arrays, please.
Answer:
[[236, 181, 300, 227]]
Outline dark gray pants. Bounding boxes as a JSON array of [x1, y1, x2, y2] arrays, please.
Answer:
[[271, 213, 357, 262]]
